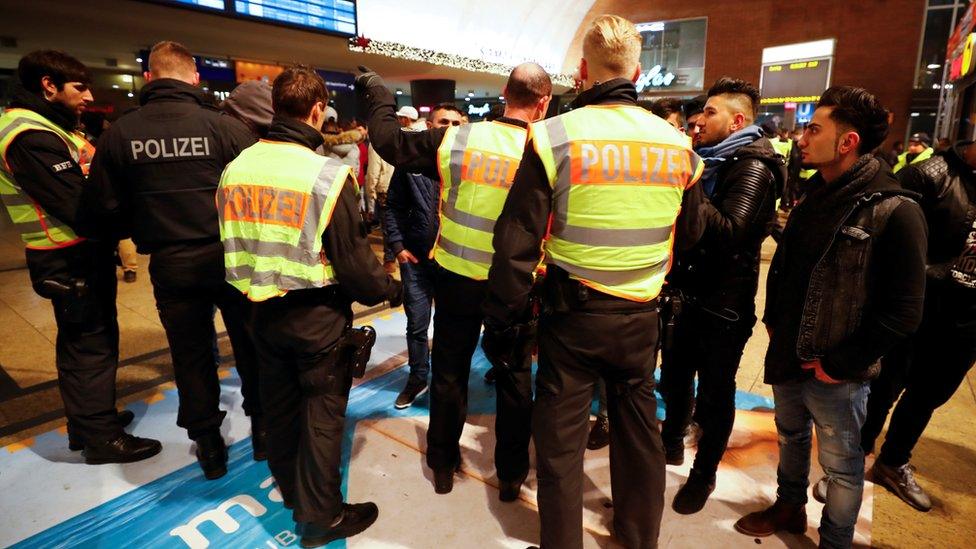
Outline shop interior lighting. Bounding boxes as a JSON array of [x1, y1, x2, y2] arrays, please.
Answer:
[[635, 22, 665, 33], [498, 95, 504, 100], [395, 89, 403, 95], [136, 56, 143, 63], [465, 97, 470, 101], [111, 84, 120, 89], [419, 106, 431, 113], [927, 63, 941, 69], [121, 74, 133, 83], [467, 91, 474, 97], [127, 92, 134, 98], [910, 112, 920, 117]]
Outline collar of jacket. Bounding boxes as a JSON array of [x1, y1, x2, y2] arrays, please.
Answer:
[[494, 116, 529, 129], [571, 78, 638, 109], [265, 116, 325, 151], [139, 78, 207, 107], [8, 84, 79, 133]]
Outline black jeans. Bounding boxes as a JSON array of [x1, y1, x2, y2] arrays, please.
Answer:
[[427, 267, 532, 482], [534, 304, 664, 549], [248, 288, 352, 524], [875, 279, 976, 467], [660, 303, 756, 478], [29, 241, 124, 444], [148, 241, 261, 440]]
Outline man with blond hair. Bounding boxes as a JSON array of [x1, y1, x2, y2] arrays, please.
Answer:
[[483, 15, 705, 548]]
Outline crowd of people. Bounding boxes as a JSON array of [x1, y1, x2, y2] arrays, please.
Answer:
[[0, 12, 973, 549]]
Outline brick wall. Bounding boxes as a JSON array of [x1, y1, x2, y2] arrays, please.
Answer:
[[564, 0, 927, 147]]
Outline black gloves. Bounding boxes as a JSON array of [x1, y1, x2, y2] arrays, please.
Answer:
[[481, 318, 537, 372], [354, 65, 384, 93]]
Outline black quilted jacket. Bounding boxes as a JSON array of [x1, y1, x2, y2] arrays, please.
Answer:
[[669, 137, 786, 315]]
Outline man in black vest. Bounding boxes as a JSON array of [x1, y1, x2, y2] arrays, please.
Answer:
[[735, 86, 926, 547], [84, 41, 263, 480]]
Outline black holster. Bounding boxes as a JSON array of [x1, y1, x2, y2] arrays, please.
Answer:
[[342, 325, 376, 379], [659, 288, 683, 352]]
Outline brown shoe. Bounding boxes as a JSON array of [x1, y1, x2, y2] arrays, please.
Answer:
[[734, 499, 807, 537]]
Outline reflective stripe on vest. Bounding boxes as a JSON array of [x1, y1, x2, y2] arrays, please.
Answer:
[[433, 120, 528, 280], [893, 147, 934, 174], [218, 140, 349, 302], [0, 108, 90, 250], [532, 105, 703, 302]]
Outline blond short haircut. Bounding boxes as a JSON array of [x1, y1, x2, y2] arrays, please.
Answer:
[[148, 41, 196, 80], [582, 15, 642, 77]]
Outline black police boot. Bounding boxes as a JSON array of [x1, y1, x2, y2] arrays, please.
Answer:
[[499, 471, 528, 502], [672, 469, 716, 515], [195, 432, 228, 480], [251, 416, 268, 462], [300, 502, 379, 547], [70, 409, 136, 451], [83, 433, 162, 464], [433, 461, 462, 494], [665, 442, 685, 466], [586, 417, 610, 450]]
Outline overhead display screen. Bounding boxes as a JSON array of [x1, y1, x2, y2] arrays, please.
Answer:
[[759, 57, 832, 105], [148, 0, 357, 36], [234, 0, 357, 35]]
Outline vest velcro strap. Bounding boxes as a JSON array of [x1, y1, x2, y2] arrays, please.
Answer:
[[436, 234, 493, 265], [556, 224, 672, 247], [549, 257, 669, 286], [442, 201, 497, 233]]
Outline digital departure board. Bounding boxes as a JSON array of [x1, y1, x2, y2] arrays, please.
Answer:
[[165, 0, 225, 10], [147, 0, 357, 37], [234, 1, 357, 35], [759, 57, 833, 105]]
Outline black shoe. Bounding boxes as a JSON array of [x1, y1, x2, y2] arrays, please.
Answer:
[[251, 416, 268, 462], [665, 443, 685, 466], [586, 416, 610, 450], [433, 461, 461, 494], [672, 469, 716, 515], [484, 367, 497, 384], [394, 379, 428, 409], [70, 409, 136, 451], [499, 471, 528, 502], [195, 432, 228, 480], [300, 502, 379, 547], [83, 433, 161, 464], [123, 270, 137, 283]]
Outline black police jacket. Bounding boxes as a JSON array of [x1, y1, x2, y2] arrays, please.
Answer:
[[899, 146, 976, 275], [669, 137, 785, 315], [83, 79, 256, 253]]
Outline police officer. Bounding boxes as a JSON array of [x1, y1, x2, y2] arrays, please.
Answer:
[[893, 132, 934, 174], [85, 41, 262, 479], [218, 66, 402, 547], [482, 15, 705, 549], [357, 63, 552, 499], [0, 51, 160, 462]]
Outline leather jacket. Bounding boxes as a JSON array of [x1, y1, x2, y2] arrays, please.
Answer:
[[899, 147, 976, 277], [670, 137, 785, 315]]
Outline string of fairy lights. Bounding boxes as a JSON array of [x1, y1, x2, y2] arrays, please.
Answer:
[[348, 36, 575, 89]]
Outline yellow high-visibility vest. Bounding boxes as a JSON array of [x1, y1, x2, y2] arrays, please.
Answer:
[[893, 147, 934, 174], [0, 108, 93, 249], [433, 120, 528, 280], [218, 139, 349, 302], [532, 105, 703, 301]]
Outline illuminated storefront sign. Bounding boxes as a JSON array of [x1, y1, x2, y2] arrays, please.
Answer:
[[635, 17, 707, 94]]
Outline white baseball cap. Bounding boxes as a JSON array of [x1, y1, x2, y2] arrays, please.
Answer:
[[324, 106, 338, 122], [395, 106, 419, 120]]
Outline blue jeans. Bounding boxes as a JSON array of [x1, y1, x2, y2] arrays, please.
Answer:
[[400, 258, 435, 383], [773, 377, 869, 549]]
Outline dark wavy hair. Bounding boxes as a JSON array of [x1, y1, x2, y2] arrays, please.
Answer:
[[816, 86, 889, 154], [18, 50, 91, 94], [706, 77, 760, 119]]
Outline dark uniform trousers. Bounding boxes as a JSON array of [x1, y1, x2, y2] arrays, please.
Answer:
[[427, 267, 533, 482], [533, 291, 664, 549], [660, 303, 756, 476], [865, 278, 976, 465], [147, 241, 261, 440], [248, 288, 352, 524], [29, 240, 123, 444]]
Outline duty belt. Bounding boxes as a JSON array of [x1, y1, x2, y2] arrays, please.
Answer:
[[543, 266, 658, 313]]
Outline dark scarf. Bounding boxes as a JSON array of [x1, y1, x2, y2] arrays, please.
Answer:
[[8, 84, 80, 132]]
